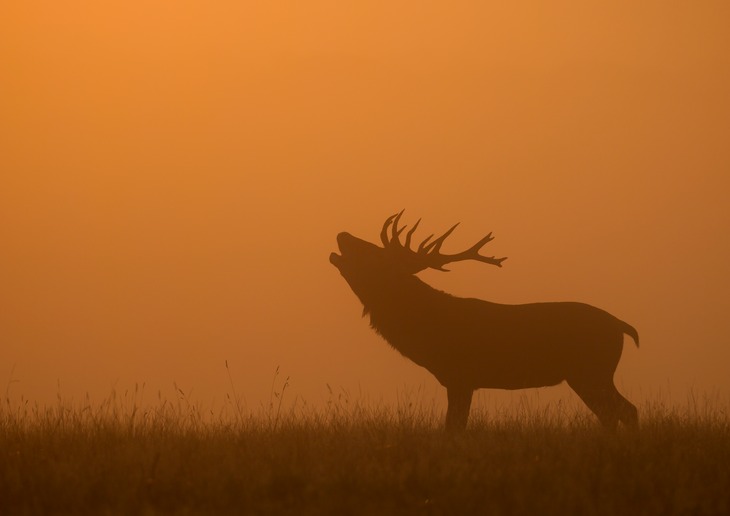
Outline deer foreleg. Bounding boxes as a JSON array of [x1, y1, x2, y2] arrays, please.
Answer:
[[445, 387, 473, 432]]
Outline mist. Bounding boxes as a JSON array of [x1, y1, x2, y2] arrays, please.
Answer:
[[2, 1, 729, 410]]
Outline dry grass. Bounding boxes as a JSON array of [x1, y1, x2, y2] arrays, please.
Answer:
[[1, 385, 729, 515]]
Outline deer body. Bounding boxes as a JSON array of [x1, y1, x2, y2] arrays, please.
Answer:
[[330, 213, 639, 431]]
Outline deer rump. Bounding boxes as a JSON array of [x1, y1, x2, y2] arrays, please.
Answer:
[[331, 211, 639, 431]]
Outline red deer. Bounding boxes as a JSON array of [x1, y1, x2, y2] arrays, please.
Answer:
[[329, 211, 639, 431]]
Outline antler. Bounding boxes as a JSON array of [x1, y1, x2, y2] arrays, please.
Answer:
[[381, 211, 506, 272]]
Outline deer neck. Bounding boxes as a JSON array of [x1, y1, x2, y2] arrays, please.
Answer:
[[360, 274, 451, 355]]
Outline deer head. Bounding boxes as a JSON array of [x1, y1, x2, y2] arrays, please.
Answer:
[[330, 211, 506, 280]]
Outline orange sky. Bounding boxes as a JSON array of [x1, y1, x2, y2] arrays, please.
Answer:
[[2, 2, 729, 411]]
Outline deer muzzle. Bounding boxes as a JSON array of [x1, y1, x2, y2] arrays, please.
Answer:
[[329, 232, 350, 268]]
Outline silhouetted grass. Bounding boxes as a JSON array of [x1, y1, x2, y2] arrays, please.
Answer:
[[1, 388, 729, 515]]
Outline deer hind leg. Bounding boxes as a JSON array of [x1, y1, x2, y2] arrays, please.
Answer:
[[445, 387, 474, 432], [613, 388, 639, 430], [567, 378, 622, 431]]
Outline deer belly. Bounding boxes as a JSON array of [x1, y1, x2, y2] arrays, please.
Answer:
[[439, 351, 567, 390], [479, 370, 565, 390]]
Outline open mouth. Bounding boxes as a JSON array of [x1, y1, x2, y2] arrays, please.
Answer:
[[329, 252, 342, 267]]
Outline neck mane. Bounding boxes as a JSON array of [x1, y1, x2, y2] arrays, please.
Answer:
[[352, 273, 455, 355]]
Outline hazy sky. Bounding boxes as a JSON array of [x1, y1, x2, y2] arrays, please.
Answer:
[[2, 2, 729, 410]]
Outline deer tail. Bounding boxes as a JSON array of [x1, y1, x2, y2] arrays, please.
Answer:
[[620, 320, 640, 348]]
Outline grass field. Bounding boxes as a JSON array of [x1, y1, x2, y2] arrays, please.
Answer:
[[1, 387, 729, 515]]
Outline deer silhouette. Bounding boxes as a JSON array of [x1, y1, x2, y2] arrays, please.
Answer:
[[330, 211, 639, 431]]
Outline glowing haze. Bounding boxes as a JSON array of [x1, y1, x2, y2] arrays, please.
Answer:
[[2, 2, 728, 409]]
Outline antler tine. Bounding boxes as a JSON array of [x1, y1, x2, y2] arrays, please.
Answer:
[[390, 210, 406, 245], [417, 234, 434, 253], [381, 210, 407, 247], [422, 223, 460, 254], [467, 253, 507, 267], [404, 218, 421, 250], [380, 214, 396, 246], [464, 232, 507, 267], [380, 213, 399, 247], [469, 232, 495, 250], [435, 232, 507, 269]]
